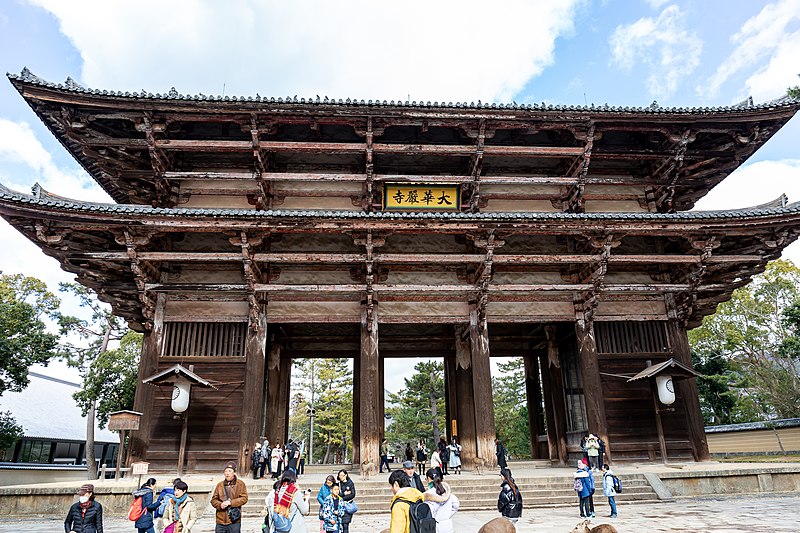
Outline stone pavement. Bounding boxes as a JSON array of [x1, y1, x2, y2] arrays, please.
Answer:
[[5, 493, 798, 532]]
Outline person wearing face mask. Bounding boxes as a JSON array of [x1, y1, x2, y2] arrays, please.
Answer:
[[163, 481, 197, 533], [64, 483, 103, 533]]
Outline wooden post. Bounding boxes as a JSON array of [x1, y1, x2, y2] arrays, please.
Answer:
[[469, 306, 496, 468], [537, 348, 558, 463], [523, 353, 543, 459], [443, 351, 459, 442], [114, 430, 125, 480], [574, 319, 611, 461], [358, 305, 380, 473], [648, 363, 668, 464], [276, 357, 292, 444], [378, 356, 385, 442], [666, 318, 710, 461], [545, 326, 569, 465], [240, 312, 267, 468], [178, 410, 189, 476], [129, 294, 165, 464], [352, 354, 361, 464]]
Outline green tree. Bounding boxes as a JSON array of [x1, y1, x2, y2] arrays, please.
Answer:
[[314, 358, 353, 464], [492, 358, 531, 459], [688, 260, 800, 420], [691, 350, 759, 424], [385, 361, 446, 454], [0, 273, 60, 395], [789, 75, 800, 99], [0, 411, 23, 455], [58, 282, 129, 479]]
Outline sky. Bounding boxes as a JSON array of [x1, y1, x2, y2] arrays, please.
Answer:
[[0, 0, 799, 390]]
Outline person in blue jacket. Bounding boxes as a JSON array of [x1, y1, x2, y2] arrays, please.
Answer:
[[574, 460, 595, 518], [131, 478, 163, 533]]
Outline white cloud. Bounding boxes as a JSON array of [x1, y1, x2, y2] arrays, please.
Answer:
[[646, 0, 670, 9], [27, 0, 582, 103], [701, 0, 800, 99], [609, 5, 702, 100], [693, 158, 800, 265]]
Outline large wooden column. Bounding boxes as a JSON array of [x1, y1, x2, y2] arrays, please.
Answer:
[[129, 294, 165, 464], [453, 325, 477, 466], [352, 354, 361, 464], [667, 318, 710, 461], [443, 351, 459, 442], [358, 305, 381, 471], [469, 307, 496, 468], [574, 318, 611, 461], [266, 341, 291, 445], [523, 352, 543, 459], [239, 312, 267, 468], [543, 325, 568, 464]]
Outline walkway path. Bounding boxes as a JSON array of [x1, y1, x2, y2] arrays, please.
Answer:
[[8, 493, 798, 532]]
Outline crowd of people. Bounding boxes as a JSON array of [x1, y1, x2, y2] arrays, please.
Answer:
[[63, 434, 620, 533]]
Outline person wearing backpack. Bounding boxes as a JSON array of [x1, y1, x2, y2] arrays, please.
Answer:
[[268, 470, 309, 533], [423, 469, 459, 533], [64, 483, 103, 533], [387, 470, 426, 533], [574, 460, 594, 518], [163, 480, 197, 533], [601, 463, 618, 518], [131, 478, 163, 533], [496, 468, 522, 525]]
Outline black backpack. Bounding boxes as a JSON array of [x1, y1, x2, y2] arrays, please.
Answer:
[[392, 498, 436, 533], [416, 448, 426, 461]]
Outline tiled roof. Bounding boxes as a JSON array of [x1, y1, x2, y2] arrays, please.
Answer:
[[9, 68, 800, 115], [2, 182, 800, 222]]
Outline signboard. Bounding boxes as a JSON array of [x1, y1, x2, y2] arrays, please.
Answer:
[[451, 419, 458, 437], [131, 462, 150, 475], [107, 411, 142, 431], [383, 184, 460, 211]]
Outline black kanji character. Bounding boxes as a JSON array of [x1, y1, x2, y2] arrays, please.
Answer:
[[392, 190, 405, 204], [422, 190, 435, 205], [407, 190, 419, 204], [437, 192, 453, 205]]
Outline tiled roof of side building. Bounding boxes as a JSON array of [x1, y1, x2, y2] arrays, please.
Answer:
[[2, 182, 800, 223], [8, 68, 800, 115]]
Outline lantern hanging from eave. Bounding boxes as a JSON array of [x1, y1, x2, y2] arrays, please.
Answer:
[[655, 375, 675, 405], [171, 376, 191, 413]]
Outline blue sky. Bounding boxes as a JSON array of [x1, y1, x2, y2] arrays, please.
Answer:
[[0, 0, 799, 385]]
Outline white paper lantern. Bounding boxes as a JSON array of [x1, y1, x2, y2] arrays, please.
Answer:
[[171, 377, 191, 413], [656, 375, 675, 405]]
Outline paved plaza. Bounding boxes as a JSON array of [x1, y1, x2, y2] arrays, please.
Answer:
[[7, 493, 798, 532]]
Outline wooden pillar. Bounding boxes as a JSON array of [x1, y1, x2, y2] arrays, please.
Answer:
[[378, 356, 385, 441], [667, 318, 710, 461], [265, 341, 290, 444], [358, 305, 380, 472], [239, 313, 267, 469], [523, 353, 543, 459], [454, 325, 477, 466], [544, 325, 569, 465], [352, 354, 361, 464], [575, 319, 611, 461], [537, 349, 558, 462], [276, 357, 292, 445], [469, 306, 496, 468], [443, 351, 459, 442], [129, 294, 165, 464]]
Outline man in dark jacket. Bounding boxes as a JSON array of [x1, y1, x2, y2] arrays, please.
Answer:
[[495, 438, 508, 470], [64, 483, 103, 533], [131, 477, 162, 533], [210, 461, 248, 532], [401, 460, 425, 492]]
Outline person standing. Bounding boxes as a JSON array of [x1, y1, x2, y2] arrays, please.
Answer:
[[271, 443, 283, 479], [252, 443, 263, 480], [320, 483, 345, 533], [601, 463, 618, 518], [337, 470, 356, 533], [379, 438, 391, 473], [163, 480, 197, 533], [447, 439, 461, 475], [497, 468, 522, 525], [387, 470, 423, 533], [317, 475, 336, 533], [298, 441, 306, 476], [401, 460, 425, 492], [210, 461, 248, 533], [266, 469, 309, 533], [495, 438, 508, 470], [437, 437, 449, 476], [423, 469, 459, 533], [415, 440, 427, 476], [430, 447, 442, 479], [574, 460, 594, 518], [586, 434, 601, 471], [132, 478, 163, 533], [260, 439, 271, 480], [286, 439, 299, 473], [64, 483, 103, 533], [404, 443, 413, 464]]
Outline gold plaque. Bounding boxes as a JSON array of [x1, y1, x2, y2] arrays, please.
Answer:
[[383, 184, 460, 211]]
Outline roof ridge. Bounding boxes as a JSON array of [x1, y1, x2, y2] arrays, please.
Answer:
[[9, 68, 800, 114]]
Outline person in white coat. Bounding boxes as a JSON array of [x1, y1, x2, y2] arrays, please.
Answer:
[[265, 470, 310, 533], [423, 469, 459, 533], [447, 438, 462, 475]]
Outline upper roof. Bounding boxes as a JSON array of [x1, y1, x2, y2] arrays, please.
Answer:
[[9, 68, 800, 212]]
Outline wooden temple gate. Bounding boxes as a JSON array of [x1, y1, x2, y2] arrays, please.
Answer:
[[2, 69, 800, 472]]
